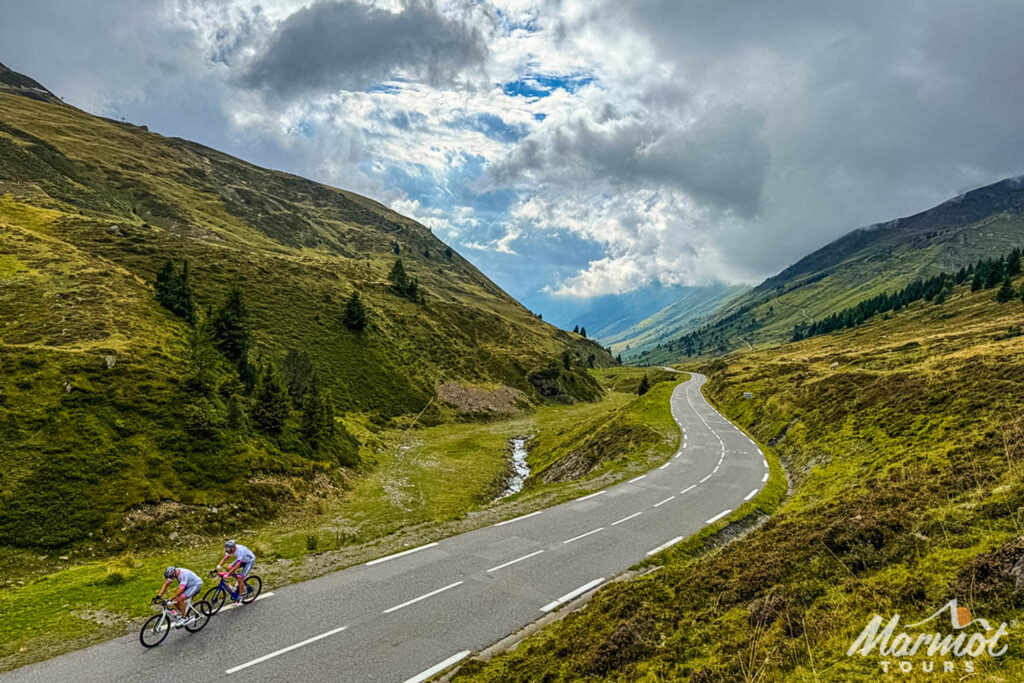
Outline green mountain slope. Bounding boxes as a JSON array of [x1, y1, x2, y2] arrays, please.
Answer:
[[605, 283, 745, 356], [0, 64, 611, 550], [630, 176, 1024, 363], [457, 247, 1024, 682]]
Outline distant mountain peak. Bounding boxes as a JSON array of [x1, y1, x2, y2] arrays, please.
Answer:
[[0, 61, 61, 104]]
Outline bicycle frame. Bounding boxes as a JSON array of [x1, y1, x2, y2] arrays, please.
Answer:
[[154, 597, 203, 630], [214, 571, 248, 600]]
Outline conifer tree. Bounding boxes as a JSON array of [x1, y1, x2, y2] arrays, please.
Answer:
[[388, 259, 419, 300], [184, 315, 219, 396], [342, 291, 368, 330], [1008, 248, 1022, 277], [573, 325, 579, 334], [283, 348, 314, 408], [212, 287, 250, 362], [580, 326, 587, 338], [252, 363, 289, 435], [154, 259, 196, 324], [226, 394, 246, 430], [302, 377, 337, 452], [997, 274, 1016, 303], [637, 374, 650, 396]]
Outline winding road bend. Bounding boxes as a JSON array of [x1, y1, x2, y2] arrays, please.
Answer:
[[4, 373, 770, 683]]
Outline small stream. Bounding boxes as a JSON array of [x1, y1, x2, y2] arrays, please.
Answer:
[[497, 437, 530, 499]]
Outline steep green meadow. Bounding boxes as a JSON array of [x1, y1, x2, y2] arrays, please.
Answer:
[[0, 68, 611, 556], [456, 266, 1024, 680]]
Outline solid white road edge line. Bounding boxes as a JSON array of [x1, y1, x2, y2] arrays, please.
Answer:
[[403, 650, 472, 683], [763, 459, 769, 468], [653, 496, 675, 508], [762, 472, 769, 482], [365, 542, 439, 566], [699, 474, 712, 483], [383, 581, 463, 614], [628, 474, 647, 483], [576, 490, 606, 502], [744, 488, 759, 501], [540, 578, 606, 612], [611, 511, 642, 526], [220, 592, 275, 612], [487, 550, 544, 573], [680, 484, 696, 494], [563, 527, 605, 544], [493, 510, 543, 527], [225, 625, 348, 674], [705, 509, 732, 524], [658, 462, 671, 470], [646, 536, 684, 556]]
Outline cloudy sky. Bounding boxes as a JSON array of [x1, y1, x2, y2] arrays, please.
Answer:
[[3, 0, 1023, 320]]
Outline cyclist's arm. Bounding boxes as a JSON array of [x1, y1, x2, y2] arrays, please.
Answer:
[[227, 559, 241, 573], [156, 578, 172, 598], [169, 583, 185, 599], [217, 553, 230, 569]]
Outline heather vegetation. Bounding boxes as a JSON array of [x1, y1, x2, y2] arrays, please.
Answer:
[[456, 258, 1024, 681]]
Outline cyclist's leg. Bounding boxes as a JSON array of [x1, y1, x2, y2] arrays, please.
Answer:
[[181, 585, 201, 621], [172, 593, 187, 620]]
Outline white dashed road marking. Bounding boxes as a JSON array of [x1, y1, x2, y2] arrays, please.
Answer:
[[541, 578, 605, 612]]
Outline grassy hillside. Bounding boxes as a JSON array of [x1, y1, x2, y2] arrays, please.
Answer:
[[0, 367, 681, 672], [455, 266, 1024, 681], [0, 64, 612, 553], [628, 177, 1024, 364]]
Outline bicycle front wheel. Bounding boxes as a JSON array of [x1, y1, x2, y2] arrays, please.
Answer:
[[185, 601, 212, 633], [204, 585, 227, 615], [242, 575, 262, 604], [140, 614, 170, 648]]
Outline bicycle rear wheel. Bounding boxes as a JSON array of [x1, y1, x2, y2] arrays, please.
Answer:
[[241, 575, 262, 604], [185, 600, 212, 633], [140, 614, 170, 648], [204, 585, 227, 615]]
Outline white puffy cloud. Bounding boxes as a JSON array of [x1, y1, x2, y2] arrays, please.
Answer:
[[3, 0, 1022, 303]]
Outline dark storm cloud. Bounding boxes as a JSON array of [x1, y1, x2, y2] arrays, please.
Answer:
[[239, 0, 488, 95], [611, 0, 1024, 275], [492, 103, 769, 217]]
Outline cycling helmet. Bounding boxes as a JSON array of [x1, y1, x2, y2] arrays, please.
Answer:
[[224, 539, 237, 551], [164, 566, 177, 579]]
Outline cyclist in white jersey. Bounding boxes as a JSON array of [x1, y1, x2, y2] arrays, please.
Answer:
[[218, 539, 256, 605]]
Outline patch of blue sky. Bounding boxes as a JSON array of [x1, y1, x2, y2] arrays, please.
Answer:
[[445, 112, 527, 143], [501, 73, 597, 99], [367, 82, 404, 95], [292, 120, 315, 138], [461, 228, 606, 307]]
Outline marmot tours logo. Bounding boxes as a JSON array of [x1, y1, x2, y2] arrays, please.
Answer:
[[846, 599, 1010, 674]]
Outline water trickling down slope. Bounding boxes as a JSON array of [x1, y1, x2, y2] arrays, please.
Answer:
[[497, 438, 530, 499]]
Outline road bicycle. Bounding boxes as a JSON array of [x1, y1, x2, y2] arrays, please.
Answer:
[[139, 596, 212, 647], [203, 569, 263, 615]]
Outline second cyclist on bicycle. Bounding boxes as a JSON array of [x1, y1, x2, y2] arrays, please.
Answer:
[[217, 539, 256, 605]]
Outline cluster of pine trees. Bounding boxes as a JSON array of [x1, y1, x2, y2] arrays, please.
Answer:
[[792, 247, 1023, 341], [388, 259, 420, 301], [155, 260, 196, 324], [154, 259, 360, 466]]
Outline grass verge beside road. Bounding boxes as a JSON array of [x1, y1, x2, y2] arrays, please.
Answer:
[[0, 368, 685, 672]]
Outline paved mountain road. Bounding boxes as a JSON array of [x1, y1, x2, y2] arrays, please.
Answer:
[[4, 373, 770, 683]]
